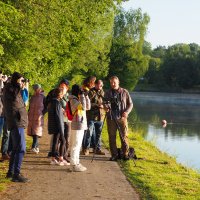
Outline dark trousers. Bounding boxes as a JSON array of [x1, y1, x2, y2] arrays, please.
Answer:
[[51, 133, 65, 158], [8, 127, 26, 175], [107, 118, 129, 157], [32, 135, 39, 149], [1, 119, 11, 156], [63, 122, 71, 159]]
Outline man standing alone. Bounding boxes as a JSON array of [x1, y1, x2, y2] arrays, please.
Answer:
[[105, 76, 133, 161]]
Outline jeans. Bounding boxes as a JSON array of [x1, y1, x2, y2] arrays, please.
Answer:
[[8, 127, 26, 175], [82, 120, 103, 151], [1, 119, 11, 155], [0, 117, 4, 137]]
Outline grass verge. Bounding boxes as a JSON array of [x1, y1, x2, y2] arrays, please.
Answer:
[[0, 135, 32, 192], [101, 125, 200, 200]]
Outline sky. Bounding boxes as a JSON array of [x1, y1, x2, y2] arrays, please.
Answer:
[[122, 0, 200, 48]]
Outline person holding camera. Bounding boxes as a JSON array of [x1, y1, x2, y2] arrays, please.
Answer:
[[82, 79, 105, 155], [69, 84, 91, 172], [3, 72, 29, 182], [105, 76, 133, 161]]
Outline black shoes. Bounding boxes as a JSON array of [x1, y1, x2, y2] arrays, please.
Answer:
[[6, 172, 13, 179], [12, 174, 30, 183], [109, 156, 118, 161]]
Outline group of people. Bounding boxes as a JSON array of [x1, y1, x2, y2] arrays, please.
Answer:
[[0, 71, 133, 183]]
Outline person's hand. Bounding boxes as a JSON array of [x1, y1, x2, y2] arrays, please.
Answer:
[[122, 112, 128, 118], [98, 104, 104, 109]]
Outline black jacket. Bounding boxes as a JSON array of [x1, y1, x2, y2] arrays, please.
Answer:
[[3, 83, 28, 130], [47, 98, 64, 135]]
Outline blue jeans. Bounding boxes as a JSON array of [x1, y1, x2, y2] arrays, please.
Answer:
[[8, 127, 26, 175], [0, 117, 4, 137], [83, 120, 103, 150], [1, 119, 11, 155]]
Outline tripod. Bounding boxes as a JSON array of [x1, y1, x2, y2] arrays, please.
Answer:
[[91, 103, 136, 166]]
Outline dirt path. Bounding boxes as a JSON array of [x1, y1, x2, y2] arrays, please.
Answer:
[[0, 124, 140, 200]]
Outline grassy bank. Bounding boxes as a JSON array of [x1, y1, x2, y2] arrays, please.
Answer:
[[0, 136, 32, 192], [101, 125, 200, 200]]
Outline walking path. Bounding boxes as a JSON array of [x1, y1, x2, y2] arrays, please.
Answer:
[[0, 124, 140, 200]]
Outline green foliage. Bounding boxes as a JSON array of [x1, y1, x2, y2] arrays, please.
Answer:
[[161, 44, 200, 89], [0, 0, 117, 91], [108, 8, 150, 91]]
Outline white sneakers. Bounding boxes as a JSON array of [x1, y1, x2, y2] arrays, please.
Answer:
[[72, 163, 87, 172], [50, 159, 59, 165], [31, 147, 39, 154], [50, 159, 70, 166]]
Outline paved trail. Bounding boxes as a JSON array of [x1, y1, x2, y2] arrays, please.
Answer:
[[0, 124, 140, 200]]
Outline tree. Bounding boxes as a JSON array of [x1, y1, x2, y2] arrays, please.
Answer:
[[108, 8, 150, 90], [0, 0, 120, 91]]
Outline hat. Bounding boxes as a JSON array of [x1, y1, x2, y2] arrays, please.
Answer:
[[60, 79, 70, 86], [32, 83, 41, 91], [11, 72, 23, 84]]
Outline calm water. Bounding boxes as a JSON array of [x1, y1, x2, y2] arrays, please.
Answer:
[[131, 92, 200, 171]]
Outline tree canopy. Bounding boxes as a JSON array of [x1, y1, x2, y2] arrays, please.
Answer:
[[0, 0, 119, 90], [108, 8, 150, 90]]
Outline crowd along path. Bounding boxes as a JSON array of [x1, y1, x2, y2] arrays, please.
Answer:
[[0, 123, 140, 200]]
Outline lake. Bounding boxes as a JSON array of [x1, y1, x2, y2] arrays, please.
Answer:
[[131, 92, 200, 171]]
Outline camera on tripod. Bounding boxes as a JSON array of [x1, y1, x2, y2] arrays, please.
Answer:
[[102, 96, 120, 109]]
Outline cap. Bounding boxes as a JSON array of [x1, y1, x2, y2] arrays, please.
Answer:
[[32, 83, 41, 91], [60, 79, 70, 86]]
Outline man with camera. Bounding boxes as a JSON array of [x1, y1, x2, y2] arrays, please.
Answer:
[[82, 79, 105, 155], [105, 76, 133, 161]]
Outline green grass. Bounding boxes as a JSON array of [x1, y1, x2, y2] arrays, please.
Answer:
[[0, 135, 32, 192], [101, 125, 200, 200]]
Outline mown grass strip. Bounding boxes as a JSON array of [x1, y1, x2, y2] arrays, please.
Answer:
[[101, 124, 200, 200], [0, 135, 32, 192]]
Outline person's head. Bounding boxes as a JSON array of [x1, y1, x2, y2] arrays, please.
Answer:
[[82, 76, 96, 89], [11, 72, 24, 88], [53, 87, 64, 99], [109, 76, 120, 90], [32, 83, 42, 94], [95, 80, 103, 90], [59, 79, 70, 94], [71, 84, 81, 98]]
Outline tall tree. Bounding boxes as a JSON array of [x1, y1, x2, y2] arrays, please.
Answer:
[[0, 0, 120, 90], [108, 8, 150, 90]]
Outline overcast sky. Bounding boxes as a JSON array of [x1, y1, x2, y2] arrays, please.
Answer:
[[122, 0, 200, 48]]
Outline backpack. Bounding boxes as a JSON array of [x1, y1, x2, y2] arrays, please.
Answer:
[[117, 147, 137, 160], [65, 101, 74, 121]]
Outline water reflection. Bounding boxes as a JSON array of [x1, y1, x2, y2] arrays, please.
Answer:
[[130, 92, 200, 170]]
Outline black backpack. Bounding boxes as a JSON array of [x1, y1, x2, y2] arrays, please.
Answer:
[[117, 147, 137, 160]]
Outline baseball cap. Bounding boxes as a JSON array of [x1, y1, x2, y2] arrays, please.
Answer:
[[60, 79, 70, 86]]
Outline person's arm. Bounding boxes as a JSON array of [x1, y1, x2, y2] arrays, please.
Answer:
[[122, 90, 133, 118], [21, 88, 29, 103]]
